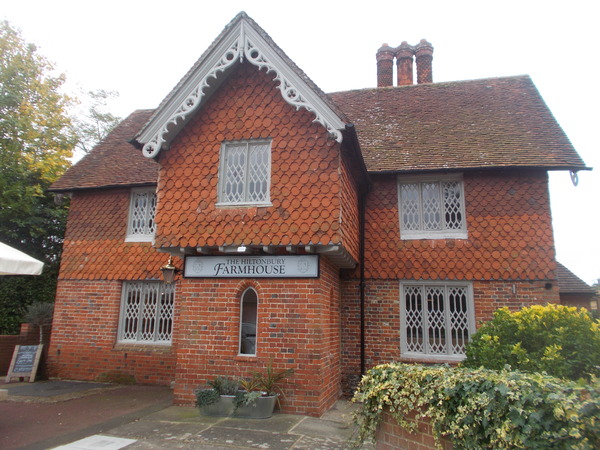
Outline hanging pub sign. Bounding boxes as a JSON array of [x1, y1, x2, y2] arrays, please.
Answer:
[[184, 255, 319, 278]]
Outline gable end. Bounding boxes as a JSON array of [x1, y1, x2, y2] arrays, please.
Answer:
[[135, 13, 346, 158]]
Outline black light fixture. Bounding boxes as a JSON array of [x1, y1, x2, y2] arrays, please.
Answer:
[[160, 256, 179, 284]]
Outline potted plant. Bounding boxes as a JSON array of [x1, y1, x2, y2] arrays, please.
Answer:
[[233, 361, 294, 419], [195, 376, 240, 416]]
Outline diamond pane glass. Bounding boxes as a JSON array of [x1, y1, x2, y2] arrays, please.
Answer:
[[400, 184, 421, 231], [448, 286, 469, 354], [128, 190, 157, 238], [220, 140, 270, 204], [404, 286, 424, 353], [421, 182, 442, 231], [426, 287, 446, 354], [119, 282, 174, 344], [402, 283, 472, 357], [223, 144, 247, 203], [443, 181, 463, 230], [247, 143, 269, 202]]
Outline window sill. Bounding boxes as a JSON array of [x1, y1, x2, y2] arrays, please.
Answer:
[[400, 232, 468, 240], [216, 202, 272, 209], [124, 235, 155, 243], [114, 343, 172, 352], [399, 353, 465, 364]]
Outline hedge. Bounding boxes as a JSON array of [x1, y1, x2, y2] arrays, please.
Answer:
[[351, 363, 599, 449]]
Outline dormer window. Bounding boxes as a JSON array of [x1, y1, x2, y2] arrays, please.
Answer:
[[217, 139, 271, 207], [126, 187, 157, 242]]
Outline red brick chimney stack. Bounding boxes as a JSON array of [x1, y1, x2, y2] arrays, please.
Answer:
[[396, 41, 414, 86], [376, 44, 395, 87], [415, 39, 434, 84]]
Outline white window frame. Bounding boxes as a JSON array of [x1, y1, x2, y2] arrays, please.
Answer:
[[217, 139, 272, 207], [239, 287, 258, 356], [397, 174, 467, 240], [125, 187, 157, 242], [117, 281, 175, 345], [400, 281, 475, 361]]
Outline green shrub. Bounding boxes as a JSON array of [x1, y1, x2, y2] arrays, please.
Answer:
[[351, 363, 600, 449], [463, 304, 600, 381]]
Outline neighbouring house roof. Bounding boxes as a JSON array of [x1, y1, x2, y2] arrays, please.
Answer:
[[556, 262, 596, 294], [50, 110, 157, 192], [329, 76, 588, 173]]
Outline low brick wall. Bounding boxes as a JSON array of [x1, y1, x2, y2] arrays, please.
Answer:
[[0, 324, 41, 376], [376, 410, 452, 450]]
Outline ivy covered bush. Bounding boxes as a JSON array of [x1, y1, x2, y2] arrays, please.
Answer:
[[351, 363, 599, 449], [463, 304, 600, 381]]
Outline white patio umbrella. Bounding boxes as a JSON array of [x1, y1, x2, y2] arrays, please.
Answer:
[[0, 242, 44, 275]]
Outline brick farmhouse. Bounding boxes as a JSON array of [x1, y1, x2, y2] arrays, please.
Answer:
[[48, 13, 588, 416]]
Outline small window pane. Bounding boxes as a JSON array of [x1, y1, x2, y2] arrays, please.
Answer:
[[398, 176, 466, 239], [239, 288, 258, 355], [127, 188, 157, 241], [219, 140, 271, 205], [119, 282, 175, 344], [401, 283, 473, 359]]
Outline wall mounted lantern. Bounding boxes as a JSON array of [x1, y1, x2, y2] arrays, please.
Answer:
[[160, 256, 179, 284]]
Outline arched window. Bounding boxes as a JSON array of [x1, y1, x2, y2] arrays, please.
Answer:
[[239, 288, 258, 355]]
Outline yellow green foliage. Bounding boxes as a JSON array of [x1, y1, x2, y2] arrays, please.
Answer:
[[463, 304, 600, 381]]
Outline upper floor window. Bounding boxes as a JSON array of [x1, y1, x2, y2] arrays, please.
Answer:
[[118, 281, 175, 345], [126, 188, 157, 242], [400, 282, 474, 360], [398, 174, 467, 239], [217, 139, 271, 206]]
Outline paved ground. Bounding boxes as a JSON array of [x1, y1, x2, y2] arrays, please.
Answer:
[[0, 381, 373, 449]]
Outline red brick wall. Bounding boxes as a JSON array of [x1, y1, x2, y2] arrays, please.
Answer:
[[364, 170, 557, 280], [154, 61, 359, 260], [376, 410, 452, 449], [47, 280, 176, 385], [172, 257, 341, 416]]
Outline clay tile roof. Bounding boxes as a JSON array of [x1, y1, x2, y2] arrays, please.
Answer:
[[556, 262, 595, 294], [329, 75, 588, 173], [50, 110, 158, 192]]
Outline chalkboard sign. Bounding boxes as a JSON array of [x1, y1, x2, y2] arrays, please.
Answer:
[[5, 344, 43, 383]]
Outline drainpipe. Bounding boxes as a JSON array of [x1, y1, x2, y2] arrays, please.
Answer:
[[343, 124, 371, 379], [359, 186, 367, 376]]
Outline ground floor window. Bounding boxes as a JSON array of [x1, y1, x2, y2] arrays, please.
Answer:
[[400, 282, 474, 359], [118, 281, 175, 344], [239, 288, 258, 355]]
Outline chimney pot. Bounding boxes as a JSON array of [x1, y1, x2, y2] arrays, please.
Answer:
[[376, 44, 395, 87], [396, 42, 414, 86], [415, 39, 434, 84]]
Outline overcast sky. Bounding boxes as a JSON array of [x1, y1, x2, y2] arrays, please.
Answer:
[[3, 0, 599, 284]]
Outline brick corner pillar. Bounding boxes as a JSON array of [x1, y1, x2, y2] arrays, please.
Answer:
[[415, 39, 434, 84], [396, 41, 415, 86], [376, 44, 395, 87]]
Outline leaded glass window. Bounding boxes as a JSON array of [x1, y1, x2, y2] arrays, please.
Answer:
[[126, 188, 157, 241], [118, 281, 175, 344], [401, 282, 474, 359], [218, 140, 271, 205], [398, 175, 467, 239]]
